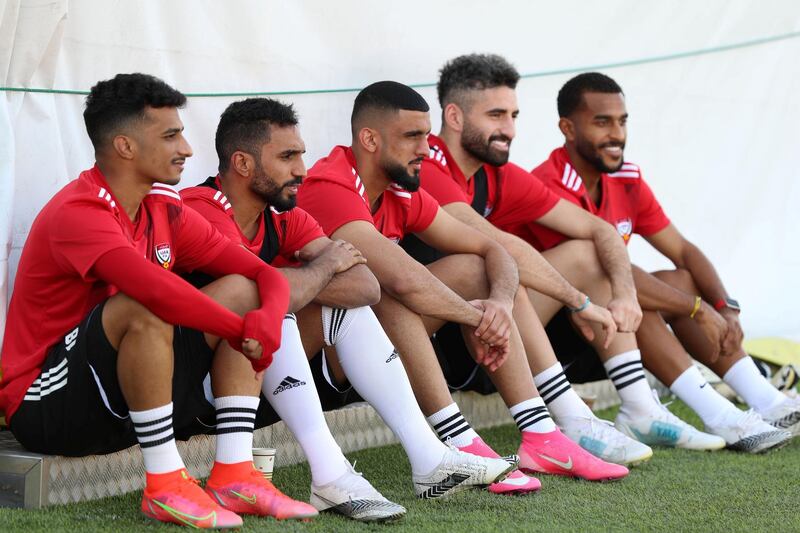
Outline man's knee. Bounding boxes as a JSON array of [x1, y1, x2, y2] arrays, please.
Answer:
[[652, 268, 696, 292], [428, 253, 489, 298], [547, 239, 606, 285], [202, 274, 259, 315], [103, 293, 173, 348]]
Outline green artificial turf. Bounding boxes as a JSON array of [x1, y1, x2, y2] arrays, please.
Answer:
[[1, 400, 798, 532]]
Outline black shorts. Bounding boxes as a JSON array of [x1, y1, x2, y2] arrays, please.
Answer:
[[545, 308, 607, 384], [430, 322, 497, 395], [10, 301, 215, 456]]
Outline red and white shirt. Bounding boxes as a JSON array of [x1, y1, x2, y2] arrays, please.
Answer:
[[420, 134, 560, 225], [181, 176, 325, 267], [503, 147, 670, 251], [299, 146, 440, 242], [0, 166, 230, 420]]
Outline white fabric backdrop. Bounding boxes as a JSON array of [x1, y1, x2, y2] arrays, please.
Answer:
[[2, 0, 799, 349]]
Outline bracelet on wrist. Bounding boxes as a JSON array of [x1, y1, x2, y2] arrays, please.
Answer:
[[569, 295, 591, 313], [689, 296, 702, 319]]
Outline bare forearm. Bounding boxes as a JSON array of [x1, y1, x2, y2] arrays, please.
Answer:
[[500, 232, 585, 308], [484, 243, 519, 304], [681, 244, 729, 303], [279, 262, 336, 313], [313, 264, 380, 308], [387, 272, 483, 327], [593, 225, 636, 299], [632, 265, 696, 314]]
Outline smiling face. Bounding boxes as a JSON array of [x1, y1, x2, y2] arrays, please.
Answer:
[[127, 106, 193, 185], [249, 124, 307, 210], [564, 91, 628, 173], [459, 86, 518, 166], [376, 109, 431, 191]]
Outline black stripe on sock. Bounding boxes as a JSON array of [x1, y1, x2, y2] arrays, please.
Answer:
[[432, 413, 462, 431], [215, 426, 256, 435], [133, 414, 172, 428], [514, 409, 547, 428], [615, 374, 647, 390], [518, 413, 551, 431], [607, 360, 641, 377], [215, 407, 258, 415], [512, 407, 545, 421], [135, 425, 172, 438], [538, 375, 568, 397], [215, 416, 257, 424], [537, 371, 566, 392], [541, 383, 572, 404], [610, 367, 644, 382], [439, 424, 471, 440], [437, 419, 469, 438], [139, 433, 175, 448]]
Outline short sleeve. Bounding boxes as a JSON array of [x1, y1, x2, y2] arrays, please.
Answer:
[[419, 159, 470, 206], [174, 206, 232, 272], [49, 198, 133, 279], [634, 178, 671, 236], [406, 188, 440, 234], [298, 180, 373, 236], [277, 208, 326, 260], [183, 197, 242, 243], [487, 164, 560, 227]]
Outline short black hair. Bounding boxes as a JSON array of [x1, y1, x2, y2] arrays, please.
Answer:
[[557, 72, 624, 117], [351, 81, 429, 133], [437, 54, 520, 108], [215, 97, 299, 173], [83, 73, 186, 150]]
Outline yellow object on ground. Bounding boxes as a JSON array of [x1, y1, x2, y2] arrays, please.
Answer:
[[743, 337, 800, 366]]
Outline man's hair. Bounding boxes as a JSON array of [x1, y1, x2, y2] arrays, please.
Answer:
[[557, 72, 623, 118], [215, 97, 299, 173], [351, 81, 429, 133], [437, 54, 520, 108], [83, 73, 186, 150]]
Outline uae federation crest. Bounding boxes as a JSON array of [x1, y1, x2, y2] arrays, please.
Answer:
[[615, 218, 633, 243], [155, 243, 172, 269]]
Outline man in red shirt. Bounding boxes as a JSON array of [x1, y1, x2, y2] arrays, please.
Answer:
[[300, 81, 629, 491], [509, 71, 796, 451], [182, 98, 510, 516], [420, 54, 724, 456], [0, 74, 295, 528]]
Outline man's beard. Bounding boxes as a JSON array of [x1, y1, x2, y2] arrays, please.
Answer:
[[383, 160, 420, 192], [461, 123, 511, 167], [575, 136, 625, 174], [251, 167, 301, 211]]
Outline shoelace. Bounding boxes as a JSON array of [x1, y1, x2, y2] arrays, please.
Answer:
[[589, 417, 632, 447]]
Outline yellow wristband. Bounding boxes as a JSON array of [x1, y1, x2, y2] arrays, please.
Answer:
[[689, 296, 702, 319]]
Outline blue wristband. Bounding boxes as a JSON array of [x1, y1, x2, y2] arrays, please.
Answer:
[[569, 296, 591, 313]]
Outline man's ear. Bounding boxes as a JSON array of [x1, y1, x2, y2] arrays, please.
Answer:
[[112, 135, 135, 160], [232, 151, 255, 176], [558, 117, 576, 142], [358, 127, 379, 154], [443, 103, 464, 133]]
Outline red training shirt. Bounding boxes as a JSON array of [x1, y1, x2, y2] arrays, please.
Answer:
[[0, 166, 232, 420], [420, 134, 560, 225], [298, 146, 439, 242], [181, 176, 325, 267], [503, 147, 670, 250]]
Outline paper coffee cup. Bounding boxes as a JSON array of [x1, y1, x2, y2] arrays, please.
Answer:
[[252, 447, 276, 479]]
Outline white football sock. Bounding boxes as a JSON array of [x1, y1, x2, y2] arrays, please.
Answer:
[[130, 402, 184, 474], [534, 362, 594, 422], [669, 365, 740, 425], [261, 316, 347, 485], [427, 403, 480, 448], [509, 397, 557, 434], [723, 357, 787, 413], [214, 395, 258, 464], [604, 350, 659, 416], [324, 306, 447, 476]]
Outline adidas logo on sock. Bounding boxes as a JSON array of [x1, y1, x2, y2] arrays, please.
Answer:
[[385, 350, 399, 363], [272, 376, 306, 395]]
